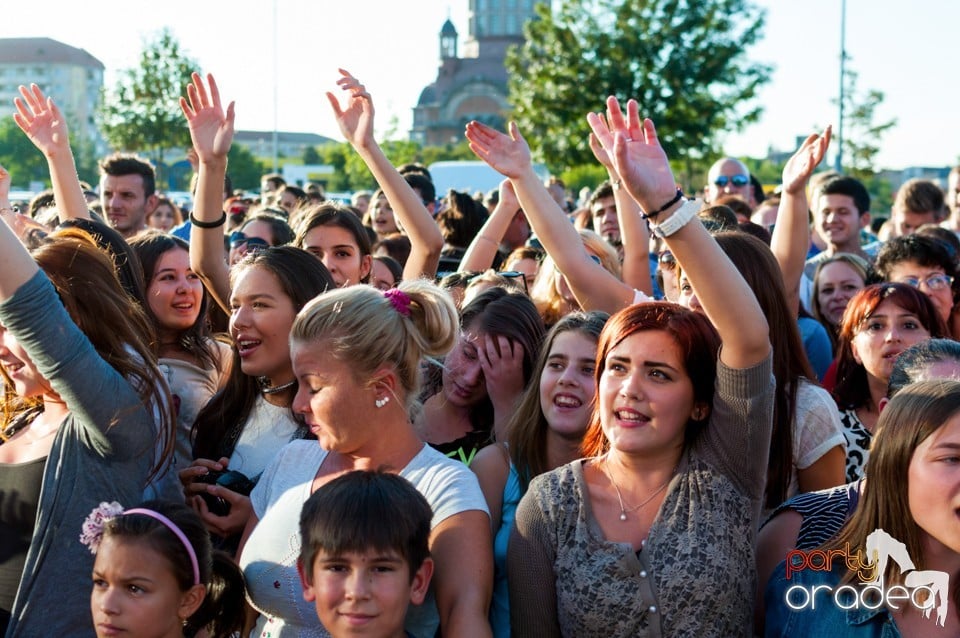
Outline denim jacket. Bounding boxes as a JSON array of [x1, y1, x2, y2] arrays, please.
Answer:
[[764, 561, 903, 638]]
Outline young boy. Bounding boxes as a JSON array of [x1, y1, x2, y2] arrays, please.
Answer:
[[298, 470, 434, 638]]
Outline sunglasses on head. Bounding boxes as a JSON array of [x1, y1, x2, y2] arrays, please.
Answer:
[[714, 174, 749, 188], [229, 231, 270, 251], [658, 251, 677, 270]]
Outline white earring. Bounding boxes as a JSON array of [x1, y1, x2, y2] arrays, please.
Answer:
[[375, 396, 390, 409]]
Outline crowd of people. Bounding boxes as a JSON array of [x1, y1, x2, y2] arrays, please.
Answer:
[[0, 66, 957, 638]]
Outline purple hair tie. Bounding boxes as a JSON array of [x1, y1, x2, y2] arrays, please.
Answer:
[[384, 288, 412, 317], [124, 508, 201, 586]]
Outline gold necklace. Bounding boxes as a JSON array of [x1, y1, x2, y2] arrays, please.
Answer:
[[604, 458, 676, 522]]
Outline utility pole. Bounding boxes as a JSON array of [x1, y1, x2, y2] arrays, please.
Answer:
[[835, 0, 847, 173]]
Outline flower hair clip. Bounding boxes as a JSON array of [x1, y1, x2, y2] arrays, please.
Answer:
[[79, 501, 124, 554]]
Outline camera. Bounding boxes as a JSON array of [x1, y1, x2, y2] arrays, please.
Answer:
[[194, 469, 255, 516]]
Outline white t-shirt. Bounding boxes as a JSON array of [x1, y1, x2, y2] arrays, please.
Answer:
[[228, 395, 300, 479], [241, 440, 489, 638]]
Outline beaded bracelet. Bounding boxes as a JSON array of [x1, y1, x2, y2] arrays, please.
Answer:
[[640, 188, 684, 221]]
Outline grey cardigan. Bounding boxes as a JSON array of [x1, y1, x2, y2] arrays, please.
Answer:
[[0, 272, 155, 637]]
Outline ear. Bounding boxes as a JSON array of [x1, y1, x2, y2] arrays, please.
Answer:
[[360, 254, 373, 281], [858, 212, 871, 230], [690, 401, 710, 422], [369, 365, 398, 396], [145, 193, 160, 214], [850, 338, 864, 366], [878, 397, 889, 413], [297, 558, 317, 602], [177, 583, 206, 622], [408, 558, 434, 606]]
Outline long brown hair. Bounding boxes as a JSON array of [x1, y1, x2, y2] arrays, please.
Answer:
[[29, 228, 176, 479], [825, 379, 960, 610]]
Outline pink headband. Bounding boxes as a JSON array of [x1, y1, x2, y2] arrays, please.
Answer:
[[384, 288, 412, 317], [124, 508, 200, 586]]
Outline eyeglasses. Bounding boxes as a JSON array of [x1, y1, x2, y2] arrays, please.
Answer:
[[658, 251, 677, 271], [229, 231, 270, 251], [896, 273, 954, 292], [713, 174, 749, 188]]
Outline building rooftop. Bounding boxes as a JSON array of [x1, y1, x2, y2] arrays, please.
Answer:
[[0, 37, 104, 69]]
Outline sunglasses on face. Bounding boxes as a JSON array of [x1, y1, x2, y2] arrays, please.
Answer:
[[714, 174, 749, 188], [229, 231, 270, 251]]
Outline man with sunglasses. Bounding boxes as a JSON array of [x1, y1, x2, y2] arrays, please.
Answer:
[[705, 157, 756, 209]]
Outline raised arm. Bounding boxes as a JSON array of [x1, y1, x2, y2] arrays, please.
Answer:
[[769, 127, 831, 316], [593, 97, 769, 368], [180, 72, 235, 312], [465, 121, 636, 314], [0, 166, 40, 296], [13, 84, 90, 222], [587, 106, 652, 295], [458, 179, 521, 273], [327, 69, 443, 281]]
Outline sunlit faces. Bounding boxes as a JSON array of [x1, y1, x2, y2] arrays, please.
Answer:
[[370, 259, 397, 291], [148, 203, 178, 232], [441, 328, 488, 409], [91, 537, 204, 638], [229, 265, 298, 383], [817, 261, 867, 326], [301, 225, 372, 287], [277, 191, 301, 216], [371, 196, 399, 237], [850, 299, 932, 383], [891, 208, 938, 238], [907, 411, 960, 555], [885, 259, 954, 323], [539, 331, 597, 439], [147, 248, 203, 338], [706, 159, 753, 206], [0, 326, 47, 398], [591, 195, 620, 244], [598, 330, 706, 458], [299, 549, 432, 638], [101, 174, 155, 237], [229, 220, 276, 266], [816, 193, 867, 250], [291, 342, 377, 453]]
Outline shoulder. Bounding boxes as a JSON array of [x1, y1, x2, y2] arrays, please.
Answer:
[[403, 444, 490, 525]]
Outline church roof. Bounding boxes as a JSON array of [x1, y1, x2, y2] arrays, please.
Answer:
[[440, 18, 458, 36]]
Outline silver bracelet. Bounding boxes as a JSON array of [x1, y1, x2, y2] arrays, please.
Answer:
[[650, 199, 700, 238]]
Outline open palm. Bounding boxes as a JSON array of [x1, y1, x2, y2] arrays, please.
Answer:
[[326, 69, 375, 148], [465, 121, 533, 180], [13, 84, 70, 157], [781, 126, 831, 195], [180, 72, 235, 161]]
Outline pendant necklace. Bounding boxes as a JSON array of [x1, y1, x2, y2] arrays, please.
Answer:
[[604, 457, 676, 522], [258, 377, 296, 395]]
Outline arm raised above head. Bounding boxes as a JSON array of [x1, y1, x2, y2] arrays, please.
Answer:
[[328, 69, 443, 281], [465, 120, 635, 313], [590, 96, 769, 367]]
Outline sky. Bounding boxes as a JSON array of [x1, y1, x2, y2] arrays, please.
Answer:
[[0, 0, 954, 172]]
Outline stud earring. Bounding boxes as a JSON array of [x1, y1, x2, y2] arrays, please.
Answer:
[[375, 396, 390, 408]]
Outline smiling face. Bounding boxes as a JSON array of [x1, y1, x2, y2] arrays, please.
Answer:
[[908, 411, 960, 556], [146, 247, 203, 340], [302, 224, 372, 287], [598, 330, 705, 459], [300, 549, 431, 638], [0, 325, 46, 398], [229, 265, 298, 383], [816, 193, 866, 251], [817, 260, 867, 326], [539, 331, 597, 439], [91, 537, 202, 638], [851, 299, 932, 383]]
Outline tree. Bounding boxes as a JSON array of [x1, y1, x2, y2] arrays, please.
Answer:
[[834, 68, 896, 181], [302, 145, 320, 165], [227, 144, 265, 191], [506, 0, 770, 182], [98, 28, 198, 185]]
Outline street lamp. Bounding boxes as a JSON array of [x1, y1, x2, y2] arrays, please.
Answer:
[[835, 0, 846, 173]]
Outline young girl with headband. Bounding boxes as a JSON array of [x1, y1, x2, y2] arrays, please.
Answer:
[[83, 499, 246, 638]]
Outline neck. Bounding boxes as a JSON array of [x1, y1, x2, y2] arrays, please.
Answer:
[[41, 395, 69, 423], [604, 447, 681, 489], [331, 418, 425, 472], [545, 429, 585, 471]]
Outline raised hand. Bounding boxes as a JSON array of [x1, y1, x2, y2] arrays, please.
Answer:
[[587, 97, 678, 211], [0, 163, 10, 206], [180, 72, 235, 162], [326, 69, 375, 149], [781, 126, 832, 195], [497, 178, 520, 213], [465, 121, 534, 180], [13, 84, 71, 158]]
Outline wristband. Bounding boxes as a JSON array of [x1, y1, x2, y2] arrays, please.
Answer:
[[640, 188, 684, 221], [651, 199, 700, 238], [189, 211, 227, 229]]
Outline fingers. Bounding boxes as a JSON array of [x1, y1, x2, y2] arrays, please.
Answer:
[[606, 96, 627, 132], [325, 91, 343, 117], [206, 73, 221, 108]]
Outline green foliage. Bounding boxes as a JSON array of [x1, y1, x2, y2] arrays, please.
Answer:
[[507, 0, 771, 174], [302, 145, 320, 164], [227, 144, 265, 191], [559, 164, 609, 198], [834, 69, 896, 181], [317, 139, 477, 192], [0, 117, 49, 186], [97, 28, 198, 184]]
